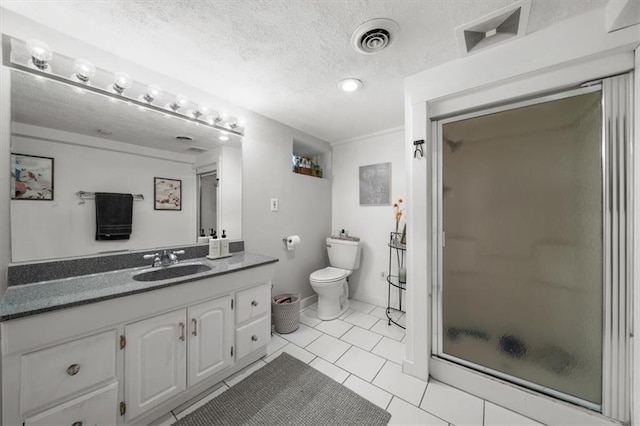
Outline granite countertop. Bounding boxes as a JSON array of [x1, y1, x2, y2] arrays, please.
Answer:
[[0, 252, 278, 321]]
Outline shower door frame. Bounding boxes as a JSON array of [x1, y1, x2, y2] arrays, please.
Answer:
[[429, 78, 632, 423]]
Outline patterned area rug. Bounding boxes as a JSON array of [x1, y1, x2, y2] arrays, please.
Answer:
[[173, 352, 391, 425]]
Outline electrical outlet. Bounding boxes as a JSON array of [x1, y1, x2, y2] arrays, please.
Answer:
[[380, 271, 387, 281], [270, 198, 278, 212]]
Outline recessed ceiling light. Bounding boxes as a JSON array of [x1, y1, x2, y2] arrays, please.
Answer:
[[219, 135, 229, 141], [338, 78, 363, 92]]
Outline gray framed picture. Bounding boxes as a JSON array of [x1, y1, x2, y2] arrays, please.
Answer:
[[11, 153, 54, 200], [359, 162, 391, 205], [154, 177, 182, 210]]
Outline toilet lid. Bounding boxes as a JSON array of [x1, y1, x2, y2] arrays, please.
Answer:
[[310, 267, 346, 283]]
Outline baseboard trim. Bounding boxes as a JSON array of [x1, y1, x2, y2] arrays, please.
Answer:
[[299, 294, 317, 310]]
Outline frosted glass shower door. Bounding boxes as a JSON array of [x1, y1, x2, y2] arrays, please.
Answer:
[[438, 89, 603, 407]]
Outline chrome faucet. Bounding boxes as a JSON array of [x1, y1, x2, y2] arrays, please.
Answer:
[[143, 250, 185, 267]]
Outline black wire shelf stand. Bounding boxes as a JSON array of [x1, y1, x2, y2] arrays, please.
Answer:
[[386, 231, 406, 329]]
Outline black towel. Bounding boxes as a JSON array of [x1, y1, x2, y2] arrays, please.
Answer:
[[95, 192, 134, 240]]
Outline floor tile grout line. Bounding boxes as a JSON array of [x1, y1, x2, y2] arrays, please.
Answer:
[[369, 358, 387, 384], [418, 379, 429, 408]]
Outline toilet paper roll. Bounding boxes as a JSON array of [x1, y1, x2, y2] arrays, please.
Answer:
[[286, 235, 301, 251]]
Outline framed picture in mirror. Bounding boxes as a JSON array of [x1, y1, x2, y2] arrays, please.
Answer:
[[11, 153, 54, 200], [154, 177, 182, 211]]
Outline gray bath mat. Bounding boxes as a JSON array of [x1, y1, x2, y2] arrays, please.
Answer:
[[173, 352, 391, 425]]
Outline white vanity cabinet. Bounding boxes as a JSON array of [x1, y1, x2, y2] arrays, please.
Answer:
[[125, 296, 233, 420], [1, 261, 276, 426]]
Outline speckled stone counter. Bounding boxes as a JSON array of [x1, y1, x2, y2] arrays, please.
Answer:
[[0, 252, 278, 321]]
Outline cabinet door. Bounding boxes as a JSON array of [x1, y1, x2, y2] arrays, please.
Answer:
[[187, 295, 233, 387], [125, 309, 187, 421]]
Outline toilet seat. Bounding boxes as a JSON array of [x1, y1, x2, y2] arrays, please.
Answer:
[[310, 267, 346, 284]]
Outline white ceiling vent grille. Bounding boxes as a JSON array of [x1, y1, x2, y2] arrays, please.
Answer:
[[185, 146, 208, 153], [456, 0, 531, 56], [351, 18, 400, 54]]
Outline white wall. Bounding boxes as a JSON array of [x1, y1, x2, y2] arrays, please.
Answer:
[[331, 128, 406, 307], [243, 113, 332, 302], [403, 4, 639, 425], [11, 126, 196, 262]]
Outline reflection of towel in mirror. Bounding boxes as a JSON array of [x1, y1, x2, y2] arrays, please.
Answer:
[[95, 192, 133, 240]]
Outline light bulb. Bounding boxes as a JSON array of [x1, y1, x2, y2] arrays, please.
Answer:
[[237, 116, 247, 127], [167, 94, 188, 112], [338, 78, 363, 92], [26, 39, 53, 73], [109, 72, 133, 95], [71, 58, 96, 84], [196, 103, 210, 117], [141, 84, 163, 103], [220, 110, 229, 120], [219, 135, 229, 141]]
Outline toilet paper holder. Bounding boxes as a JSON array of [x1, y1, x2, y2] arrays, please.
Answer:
[[282, 235, 301, 251]]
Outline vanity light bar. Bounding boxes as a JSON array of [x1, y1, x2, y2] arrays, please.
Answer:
[[1, 35, 244, 138]]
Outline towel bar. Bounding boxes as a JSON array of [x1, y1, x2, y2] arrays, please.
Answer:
[[77, 191, 144, 205]]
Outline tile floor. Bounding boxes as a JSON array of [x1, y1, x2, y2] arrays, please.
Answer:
[[155, 299, 543, 426]]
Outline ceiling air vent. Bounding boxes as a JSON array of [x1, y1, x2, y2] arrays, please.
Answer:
[[175, 135, 193, 142], [456, 0, 531, 56], [351, 18, 400, 54], [185, 146, 208, 153]]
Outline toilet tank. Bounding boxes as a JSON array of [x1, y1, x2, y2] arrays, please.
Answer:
[[326, 238, 361, 271]]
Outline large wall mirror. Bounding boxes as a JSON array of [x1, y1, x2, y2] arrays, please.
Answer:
[[6, 43, 243, 263]]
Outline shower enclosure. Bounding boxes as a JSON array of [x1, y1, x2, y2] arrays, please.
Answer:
[[432, 74, 632, 420]]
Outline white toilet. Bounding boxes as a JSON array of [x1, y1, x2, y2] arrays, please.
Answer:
[[309, 237, 362, 320]]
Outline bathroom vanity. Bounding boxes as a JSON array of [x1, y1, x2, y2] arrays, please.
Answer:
[[0, 251, 277, 426]]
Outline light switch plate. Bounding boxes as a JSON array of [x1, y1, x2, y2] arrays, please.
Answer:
[[270, 198, 278, 212]]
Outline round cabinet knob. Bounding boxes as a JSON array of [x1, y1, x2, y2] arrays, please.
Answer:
[[251, 335, 258, 341], [251, 300, 258, 307], [72, 422, 83, 426], [66, 364, 81, 376]]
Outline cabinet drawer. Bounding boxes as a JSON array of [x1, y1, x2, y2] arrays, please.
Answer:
[[21, 330, 117, 414], [25, 382, 118, 426], [235, 316, 270, 360], [235, 284, 270, 324]]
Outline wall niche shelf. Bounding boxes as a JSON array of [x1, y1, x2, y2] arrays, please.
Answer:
[[387, 231, 406, 329], [292, 155, 323, 178]]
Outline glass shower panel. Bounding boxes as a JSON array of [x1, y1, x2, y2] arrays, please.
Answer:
[[441, 91, 603, 405]]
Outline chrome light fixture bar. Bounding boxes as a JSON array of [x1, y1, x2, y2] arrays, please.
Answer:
[[1, 35, 244, 137]]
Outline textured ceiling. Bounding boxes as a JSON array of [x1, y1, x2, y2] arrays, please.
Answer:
[[2, 0, 608, 143]]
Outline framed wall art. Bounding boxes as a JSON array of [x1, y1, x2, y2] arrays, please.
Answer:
[[359, 162, 391, 205], [11, 153, 54, 200], [154, 177, 182, 211]]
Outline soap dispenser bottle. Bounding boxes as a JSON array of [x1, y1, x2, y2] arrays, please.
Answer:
[[220, 229, 229, 256], [198, 229, 209, 244], [208, 231, 220, 258]]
